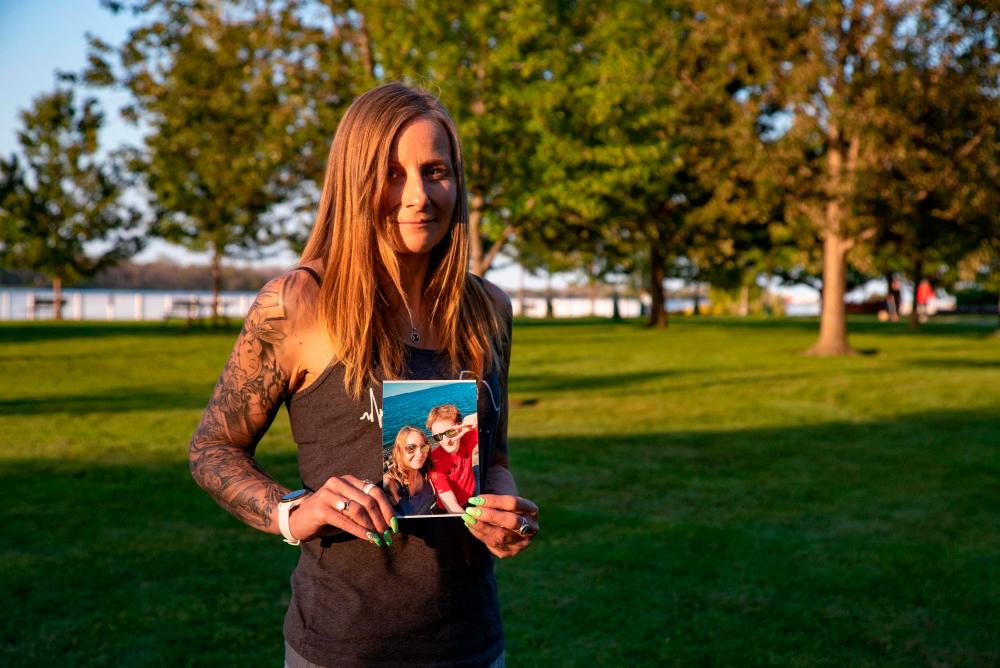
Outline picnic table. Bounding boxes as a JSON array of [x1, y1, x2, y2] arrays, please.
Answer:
[[163, 297, 234, 325], [26, 294, 66, 320]]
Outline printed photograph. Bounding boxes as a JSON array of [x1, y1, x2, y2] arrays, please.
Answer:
[[381, 380, 479, 518]]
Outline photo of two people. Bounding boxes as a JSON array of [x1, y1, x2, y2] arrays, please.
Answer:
[[381, 380, 479, 518]]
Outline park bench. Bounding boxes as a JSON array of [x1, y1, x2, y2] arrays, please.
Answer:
[[26, 295, 66, 320], [163, 297, 234, 326]]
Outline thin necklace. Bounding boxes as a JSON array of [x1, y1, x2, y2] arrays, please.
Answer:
[[406, 310, 420, 345]]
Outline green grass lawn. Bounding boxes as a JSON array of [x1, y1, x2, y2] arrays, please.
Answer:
[[1, 316, 998, 667]]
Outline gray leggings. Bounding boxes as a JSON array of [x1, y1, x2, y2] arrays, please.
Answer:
[[284, 642, 506, 668]]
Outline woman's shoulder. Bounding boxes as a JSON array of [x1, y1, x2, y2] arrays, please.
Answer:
[[469, 274, 512, 319], [241, 263, 324, 356], [254, 262, 323, 317]]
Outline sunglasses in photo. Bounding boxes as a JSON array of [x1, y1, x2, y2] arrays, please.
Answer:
[[404, 442, 431, 455], [431, 427, 463, 443]]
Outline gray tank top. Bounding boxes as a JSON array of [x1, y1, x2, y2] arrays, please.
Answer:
[[282, 276, 504, 667]]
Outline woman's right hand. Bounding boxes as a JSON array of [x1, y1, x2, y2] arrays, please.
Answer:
[[288, 474, 399, 547]]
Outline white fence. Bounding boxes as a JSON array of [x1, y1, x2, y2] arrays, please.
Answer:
[[512, 295, 649, 318], [0, 288, 256, 321], [0, 287, 691, 321]]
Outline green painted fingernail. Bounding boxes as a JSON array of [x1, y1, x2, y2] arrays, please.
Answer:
[[464, 507, 482, 518], [461, 513, 477, 526], [469, 496, 485, 506], [390, 517, 399, 534], [383, 530, 392, 546], [366, 531, 382, 547]]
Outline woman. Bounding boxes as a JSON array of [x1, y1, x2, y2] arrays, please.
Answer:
[[383, 426, 446, 516], [188, 82, 538, 668]]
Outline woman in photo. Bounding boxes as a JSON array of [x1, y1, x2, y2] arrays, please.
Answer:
[[382, 425, 455, 516], [188, 82, 539, 668]]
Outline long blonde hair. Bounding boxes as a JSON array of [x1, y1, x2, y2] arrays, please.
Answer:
[[301, 82, 503, 397], [385, 426, 429, 500]]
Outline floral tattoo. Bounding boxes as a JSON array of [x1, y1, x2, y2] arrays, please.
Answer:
[[188, 276, 297, 530]]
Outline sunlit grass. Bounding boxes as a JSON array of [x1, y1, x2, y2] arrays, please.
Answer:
[[1, 316, 997, 666]]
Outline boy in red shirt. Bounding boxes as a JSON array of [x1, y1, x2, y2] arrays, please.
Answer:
[[426, 404, 478, 513]]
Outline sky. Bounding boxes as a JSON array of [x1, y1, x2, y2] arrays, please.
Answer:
[[382, 380, 475, 400], [0, 2, 135, 156]]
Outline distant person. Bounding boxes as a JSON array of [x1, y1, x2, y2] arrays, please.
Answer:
[[427, 404, 478, 511], [187, 82, 538, 668], [382, 426, 448, 516], [916, 279, 934, 322], [886, 275, 901, 322]]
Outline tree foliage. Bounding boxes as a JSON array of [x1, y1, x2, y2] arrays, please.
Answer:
[[71, 0, 998, 340], [746, 1, 999, 351], [355, 0, 572, 275], [86, 0, 367, 318], [862, 3, 1000, 325], [0, 88, 142, 319]]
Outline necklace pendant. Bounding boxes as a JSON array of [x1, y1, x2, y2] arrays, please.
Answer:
[[410, 329, 420, 345]]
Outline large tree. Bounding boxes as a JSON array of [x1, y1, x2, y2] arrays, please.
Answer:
[[86, 0, 366, 319], [0, 89, 141, 319], [521, 1, 770, 328], [747, 1, 997, 352], [356, 0, 569, 276], [864, 3, 999, 325]]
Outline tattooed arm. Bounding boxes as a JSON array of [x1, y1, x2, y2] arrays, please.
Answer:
[[188, 272, 302, 533], [189, 269, 398, 545]]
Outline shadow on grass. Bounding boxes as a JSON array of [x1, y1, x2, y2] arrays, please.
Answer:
[[513, 368, 685, 393], [0, 321, 242, 344], [673, 315, 999, 338], [908, 357, 1000, 369], [0, 384, 215, 415], [2, 408, 997, 667]]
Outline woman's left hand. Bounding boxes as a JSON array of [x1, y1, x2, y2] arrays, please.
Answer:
[[462, 494, 539, 558]]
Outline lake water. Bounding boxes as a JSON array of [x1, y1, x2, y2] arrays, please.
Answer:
[[382, 380, 477, 449]]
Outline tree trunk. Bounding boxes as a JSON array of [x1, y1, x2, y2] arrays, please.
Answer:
[[477, 224, 513, 276], [807, 126, 855, 355], [647, 240, 667, 328], [518, 266, 526, 318], [53, 275, 63, 321], [211, 247, 223, 325], [355, 14, 377, 82], [738, 284, 750, 317], [612, 290, 621, 321], [545, 273, 554, 319], [468, 192, 485, 276], [808, 230, 853, 355]]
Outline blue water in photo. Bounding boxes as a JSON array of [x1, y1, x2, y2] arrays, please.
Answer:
[[382, 381, 477, 447]]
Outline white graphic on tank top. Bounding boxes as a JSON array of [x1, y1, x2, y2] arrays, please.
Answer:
[[360, 386, 383, 427]]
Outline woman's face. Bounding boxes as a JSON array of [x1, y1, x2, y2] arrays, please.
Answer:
[[402, 433, 428, 470], [384, 116, 457, 256]]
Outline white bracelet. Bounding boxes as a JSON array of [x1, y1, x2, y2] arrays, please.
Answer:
[[278, 492, 309, 545]]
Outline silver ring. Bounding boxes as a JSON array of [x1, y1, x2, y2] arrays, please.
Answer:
[[335, 499, 351, 512], [362, 481, 376, 495], [515, 516, 532, 537]]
